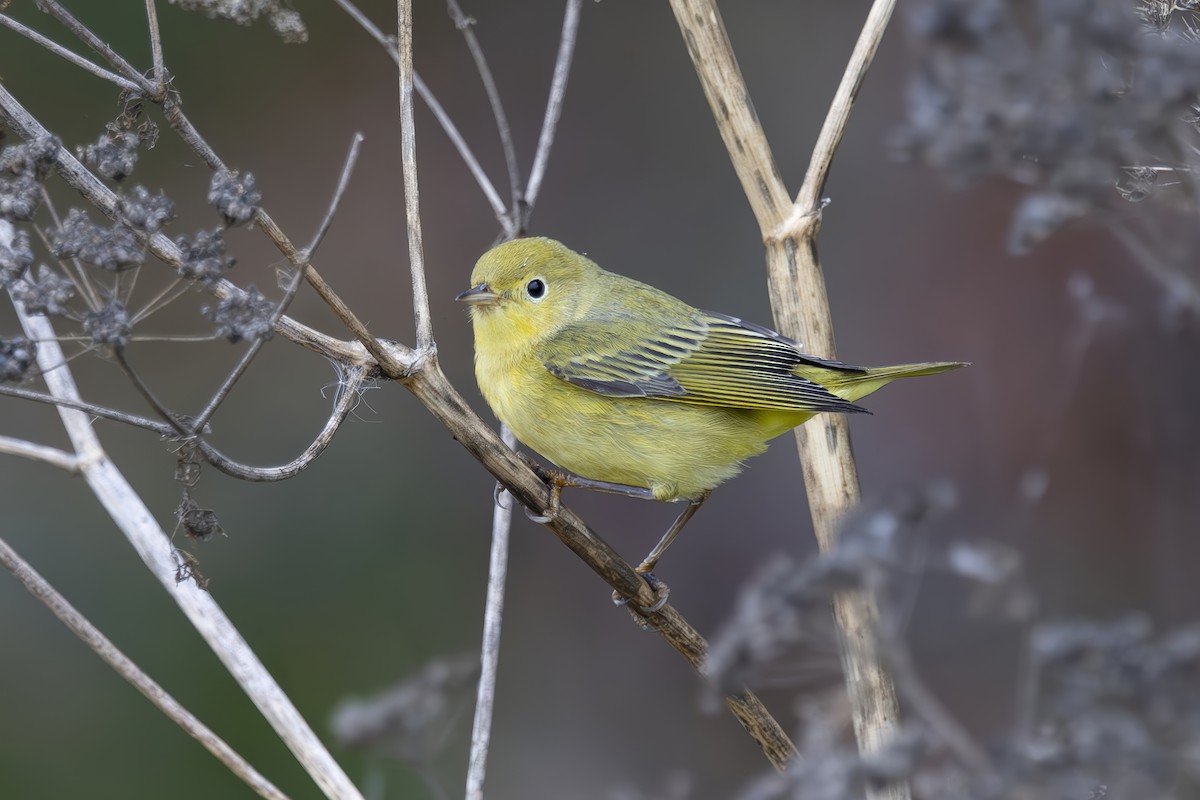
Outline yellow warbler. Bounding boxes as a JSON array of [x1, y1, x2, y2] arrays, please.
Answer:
[[458, 237, 964, 575]]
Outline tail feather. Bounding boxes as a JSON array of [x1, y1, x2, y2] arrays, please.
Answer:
[[814, 361, 968, 404]]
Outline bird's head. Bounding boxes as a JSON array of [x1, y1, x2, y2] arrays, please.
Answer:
[[457, 237, 597, 348]]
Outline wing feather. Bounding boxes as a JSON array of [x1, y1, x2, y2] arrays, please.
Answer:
[[543, 308, 870, 414]]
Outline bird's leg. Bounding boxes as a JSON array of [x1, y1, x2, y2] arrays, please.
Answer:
[[560, 475, 658, 501], [517, 452, 659, 523], [636, 490, 711, 574], [613, 491, 711, 618]]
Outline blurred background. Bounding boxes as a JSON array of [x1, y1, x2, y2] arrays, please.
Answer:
[[2, 1, 1198, 798]]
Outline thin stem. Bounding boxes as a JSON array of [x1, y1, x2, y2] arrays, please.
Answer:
[[190, 339, 266, 432], [115, 349, 191, 438], [0, 435, 80, 471], [116, 347, 368, 485], [667, 0, 790, 238], [0, 368, 366, 484], [523, 0, 582, 218], [465, 425, 515, 800], [33, 333, 218, 343], [789, 0, 898, 232], [144, 0, 167, 94], [119, 262, 142, 309], [36, 193, 102, 312], [0, 13, 144, 93], [130, 277, 188, 324], [34, 0, 156, 95], [445, 0, 522, 212], [0, 385, 176, 436], [398, 0, 434, 351], [415, 72, 512, 235], [329, 0, 510, 228], [304, 132, 364, 258], [0, 82, 413, 374], [193, 132, 364, 433], [14, 301, 364, 799], [196, 364, 371, 483], [0, 537, 292, 800], [160, 97, 225, 171]]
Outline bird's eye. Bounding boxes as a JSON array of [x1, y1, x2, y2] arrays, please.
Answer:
[[525, 278, 546, 300]]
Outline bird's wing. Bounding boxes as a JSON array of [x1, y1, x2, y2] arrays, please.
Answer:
[[543, 310, 871, 414]]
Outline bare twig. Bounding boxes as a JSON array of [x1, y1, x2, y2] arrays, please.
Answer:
[[0, 82, 410, 375], [329, 0, 510, 227], [34, 0, 155, 95], [465, 425, 515, 800], [156, 95, 410, 373], [131, 277, 188, 324], [0, 373, 365, 485], [304, 132, 364, 258], [192, 133, 365, 433], [0, 384, 177, 435], [445, 0, 521, 212], [0, 435, 80, 471], [196, 364, 372, 483], [144, 0, 167, 94], [398, 0, 434, 352], [0, 13, 143, 93], [75, 75, 406, 375], [416, 70, 513, 233], [115, 350, 192, 437], [669, 0, 908, 792], [523, 0, 582, 217], [0, 537, 291, 800], [790, 0, 897, 230], [12, 303, 363, 799]]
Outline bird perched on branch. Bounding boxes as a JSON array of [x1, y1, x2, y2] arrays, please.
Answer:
[[458, 237, 964, 595]]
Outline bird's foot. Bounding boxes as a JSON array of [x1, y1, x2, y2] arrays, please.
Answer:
[[524, 470, 569, 524], [612, 571, 671, 627]]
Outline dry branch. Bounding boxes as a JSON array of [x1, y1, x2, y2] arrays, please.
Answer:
[[0, 536, 291, 800], [668, 0, 909, 795], [10, 301, 363, 798]]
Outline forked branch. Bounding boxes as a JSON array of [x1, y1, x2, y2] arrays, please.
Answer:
[[669, 0, 908, 795]]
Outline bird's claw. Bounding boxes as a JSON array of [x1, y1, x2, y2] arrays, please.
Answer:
[[524, 474, 566, 524], [612, 572, 671, 625]]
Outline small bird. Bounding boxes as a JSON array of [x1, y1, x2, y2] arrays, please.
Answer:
[[458, 237, 964, 580]]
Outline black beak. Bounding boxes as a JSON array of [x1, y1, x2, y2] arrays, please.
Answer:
[[455, 283, 500, 305]]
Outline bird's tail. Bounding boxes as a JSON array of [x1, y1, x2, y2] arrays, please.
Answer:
[[817, 361, 968, 404]]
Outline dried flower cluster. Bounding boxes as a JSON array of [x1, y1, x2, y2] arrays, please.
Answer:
[[708, 486, 1200, 800], [895, 0, 1200, 252], [0, 123, 273, 365], [166, 0, 308, 43]]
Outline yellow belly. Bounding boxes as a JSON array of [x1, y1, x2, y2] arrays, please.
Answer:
[[476, 352, 806, 501]]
